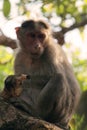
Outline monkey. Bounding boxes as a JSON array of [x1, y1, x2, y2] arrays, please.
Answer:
[[1, 20, 81, 130]]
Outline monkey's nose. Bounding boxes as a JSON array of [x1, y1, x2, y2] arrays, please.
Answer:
[[34, 44, 40, 50]]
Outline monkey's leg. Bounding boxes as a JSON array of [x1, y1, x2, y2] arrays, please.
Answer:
[[36, 73, 71, 130], [37, 73, 69, 121]]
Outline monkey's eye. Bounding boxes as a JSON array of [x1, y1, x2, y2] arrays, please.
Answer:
[[26, 32, 36, 38], [30, 33, 36, 38], [38, 33, 45, 39]]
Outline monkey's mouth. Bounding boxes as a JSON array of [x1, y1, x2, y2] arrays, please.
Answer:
[[31, 52, 40, 58]]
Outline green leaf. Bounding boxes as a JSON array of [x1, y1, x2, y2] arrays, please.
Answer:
[[84, 0, 87, 4], [3, 0, 11, 17]]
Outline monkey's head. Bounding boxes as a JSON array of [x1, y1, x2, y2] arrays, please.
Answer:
[[15, 20, 51, 59]]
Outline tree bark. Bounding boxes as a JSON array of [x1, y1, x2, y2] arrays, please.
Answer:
[[0, 97, 63, 130], [0, 34, 17, 49]]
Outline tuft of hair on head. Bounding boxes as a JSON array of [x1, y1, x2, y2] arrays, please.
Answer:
[[21, 20, 35, 28], [21, 19, 50, 30]]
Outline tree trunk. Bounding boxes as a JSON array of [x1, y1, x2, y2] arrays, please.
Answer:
[[0, 97, 62, 130]]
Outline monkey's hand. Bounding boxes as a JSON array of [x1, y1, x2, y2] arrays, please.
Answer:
[[1, 74, 29, 99], [9, 97, 38, 116]]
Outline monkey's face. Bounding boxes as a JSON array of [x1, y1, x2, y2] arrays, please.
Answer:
[[25, 31, 47, 59], [16, 20, 50, 59]]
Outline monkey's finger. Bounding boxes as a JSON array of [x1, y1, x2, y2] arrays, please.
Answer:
[[8, 97, 20, 104], [26, 75, 31, 79], [21, 74, 31, 80], [17, 74, 30, 81]]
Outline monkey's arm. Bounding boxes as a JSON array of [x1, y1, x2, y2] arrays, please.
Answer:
[[1, 75, 49, 116], [0, 74, 65, 123], [1, 74, 38, 116]]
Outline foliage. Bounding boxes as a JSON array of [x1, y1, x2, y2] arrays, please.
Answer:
[[0, 46, 14, 90], [64, 42, 87, 91], [1, 0, 87, 31], [3, 0, 11, 18], [71, 114, 85, 130], [72, 57, 87, 91]]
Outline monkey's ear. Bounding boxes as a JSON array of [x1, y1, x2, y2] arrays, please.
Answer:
[[15, 27, 20, 33]]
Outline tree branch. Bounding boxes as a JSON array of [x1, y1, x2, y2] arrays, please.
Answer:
[[62, 18, 87, 34], [0, 97, 62, 130], [0, 34, 17, 49], [53, 18, 87, 45]]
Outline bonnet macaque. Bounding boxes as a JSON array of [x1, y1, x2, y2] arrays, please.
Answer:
[[1, 20, 80, 130]]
